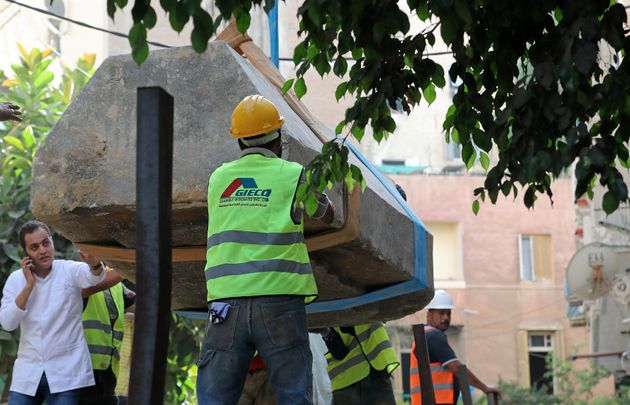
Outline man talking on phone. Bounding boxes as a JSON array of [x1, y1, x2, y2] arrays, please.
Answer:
[[0, 220, 106, 404]]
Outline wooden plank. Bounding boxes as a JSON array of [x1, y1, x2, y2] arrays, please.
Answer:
[[76, 184, 361, 262], [215, 20, 251, 53]]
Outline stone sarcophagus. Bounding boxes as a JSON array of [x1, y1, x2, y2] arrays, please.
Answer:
[[31, 38, 433, 327]]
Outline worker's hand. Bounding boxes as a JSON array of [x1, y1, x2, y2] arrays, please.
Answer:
[[309, 327, 331, 337], [78, 249, 100, 268], [484, 385, 501, 398], [0, 102, 22, 122], [20, 256, 35, 286]]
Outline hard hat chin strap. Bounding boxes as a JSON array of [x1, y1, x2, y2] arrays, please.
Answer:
[[240, 130, 280, 147]]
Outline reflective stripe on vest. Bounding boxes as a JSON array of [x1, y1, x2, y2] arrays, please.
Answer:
[[409, 326, 455, 405], [205, 154, 317, 302], [82, 283, 125, 378], [326, 323, 400, 391]]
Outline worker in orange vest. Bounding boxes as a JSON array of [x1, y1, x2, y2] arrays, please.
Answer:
[[409, 290, 501, 404]]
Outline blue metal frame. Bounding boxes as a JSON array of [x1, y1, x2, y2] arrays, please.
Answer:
[[305, 141, 429, 313], [268, 2, 279, 67]]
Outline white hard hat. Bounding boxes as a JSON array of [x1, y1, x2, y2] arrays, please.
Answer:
[[426, 290, 455, 309]]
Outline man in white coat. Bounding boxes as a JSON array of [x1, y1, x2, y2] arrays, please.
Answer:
[[0, 220, 105, 404]]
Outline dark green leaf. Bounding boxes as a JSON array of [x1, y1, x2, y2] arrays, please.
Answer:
[[281, 78, 295, 94], [143, 6, 158, 29], [169, 2, 189, 32], [453, 0, 473, 26], [294, 78, 307, 99], [129, 23, 147, 48], [235, 10, 251, 33], [335, 82, 347, 101], [602, 191, 620, 214], [472, 199, 479, 215], [305, 194, 318, 216], [479, 152, 490, 171], [107, 0, 116, 18], [191, 27, 209, 52], [423, 83, 436, 104], [132, 42, 149, 64]]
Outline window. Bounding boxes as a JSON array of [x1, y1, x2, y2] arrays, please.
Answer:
[[425, 222, 463, 281], [519, 234, 552, 281], [445, 140, 462, 161], [527, 332, 554, 394], [381, 159, 406, 166], [517, 328, 563, 393]]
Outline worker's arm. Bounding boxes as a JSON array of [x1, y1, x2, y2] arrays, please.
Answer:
[[444, 360, 501, 397], [0, 102, 21, 121], [320, 328, 350, 360], [312, 193, 334, 224], [291, 170, 335, 225], [0, 265, 33, 330], [81, 269, 125, 298]]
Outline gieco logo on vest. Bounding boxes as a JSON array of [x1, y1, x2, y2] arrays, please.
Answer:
[[219, 178, 272, 207]]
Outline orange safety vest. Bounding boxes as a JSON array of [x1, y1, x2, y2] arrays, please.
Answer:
[[409, 326, 455, 405]]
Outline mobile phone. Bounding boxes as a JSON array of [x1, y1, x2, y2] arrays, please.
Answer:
[[25, 254, 34, 270]]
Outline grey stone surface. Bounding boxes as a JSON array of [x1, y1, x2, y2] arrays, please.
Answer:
[[31, 42, 433, 326]]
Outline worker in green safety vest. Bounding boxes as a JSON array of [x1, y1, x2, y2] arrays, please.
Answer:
[[321, 323, 400, 405], [196, 94, 335, 405], [79, 267, 135, 405]]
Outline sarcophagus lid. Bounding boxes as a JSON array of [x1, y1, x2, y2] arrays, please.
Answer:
[[31, 39, 433, 326]]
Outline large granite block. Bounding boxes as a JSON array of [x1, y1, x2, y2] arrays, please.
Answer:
[[31, 42, 433, 326]]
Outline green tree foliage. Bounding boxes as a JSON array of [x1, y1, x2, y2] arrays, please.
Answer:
[[0, 46, 202, 401], [164, 313, 204, 404], [0, 45, 96, 399], [474, 353, 629, 405], [109, 0, 630, 213]]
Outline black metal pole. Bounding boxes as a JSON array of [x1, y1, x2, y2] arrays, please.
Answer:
[[487, 391, 500, 405], [457, 364, 473, 405], [129, 87, 174, 405], [412, 324, 436, 405]]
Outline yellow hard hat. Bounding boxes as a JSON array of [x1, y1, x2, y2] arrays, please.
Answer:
[[230, 95, 285, 138]]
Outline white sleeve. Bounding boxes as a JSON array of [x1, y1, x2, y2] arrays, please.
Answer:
[[65, 260, 106, 289], [0, 272, 28, 331]]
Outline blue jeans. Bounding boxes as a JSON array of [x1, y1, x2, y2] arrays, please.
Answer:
[[9, 373, 80, 405], [196, 295, 313, 405]]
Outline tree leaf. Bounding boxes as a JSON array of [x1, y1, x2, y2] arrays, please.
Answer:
[[236, 10, 251, 34], [294, 77, 307, 99], [143, 6, 158, 29], [335, 82, 347, 101], [305, 194, 318, 216], [132, 42, 149, 64], [281, 78, 295, 94], [472, 199, 479, 215], [479, 152, 490, 171], [3, 136, 25, 151], [602, 191, 620, 214], [423, 83, 436, 104]]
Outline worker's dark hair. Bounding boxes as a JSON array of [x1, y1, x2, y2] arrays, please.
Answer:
[[395, 184, 407, 201], [18, 220, 52, 252], [238, 128, 282, 151]]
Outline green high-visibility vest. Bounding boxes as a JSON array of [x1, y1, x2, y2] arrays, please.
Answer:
[[82, 283, 125, 378], [326, 323, 400, 391], [205, 153, 317, 302]]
